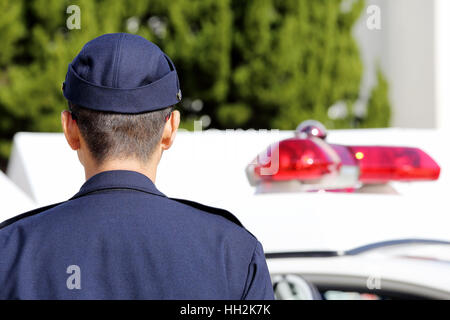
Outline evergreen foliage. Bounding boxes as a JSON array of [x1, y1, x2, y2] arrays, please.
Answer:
[[0, 0, 391, 162]]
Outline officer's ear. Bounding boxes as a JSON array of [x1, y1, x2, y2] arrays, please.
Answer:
[[61, 110, 81, 150], [160, 109, 180, 151]]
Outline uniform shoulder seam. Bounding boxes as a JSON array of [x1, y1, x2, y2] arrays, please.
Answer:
[[0, 201, 65, 231], [168, 197, 244, 228]]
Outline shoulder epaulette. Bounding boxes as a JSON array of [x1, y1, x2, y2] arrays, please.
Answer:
[[169, 198, 244, 228], [0, 201, 65, 230]]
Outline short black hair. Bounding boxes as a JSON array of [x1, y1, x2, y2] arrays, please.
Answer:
[[68, 102, 172, 164]]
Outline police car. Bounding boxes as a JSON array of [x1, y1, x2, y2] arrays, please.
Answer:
[[4, 120, 450, 299]]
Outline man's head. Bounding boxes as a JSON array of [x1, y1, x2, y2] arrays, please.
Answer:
[[61, 103, 180, 179], [61, 33, 182, 180], [63, 102, 178, 156]]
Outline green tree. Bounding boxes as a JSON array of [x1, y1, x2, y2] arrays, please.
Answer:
[[0, 0, 391, 165], [0, 0, 26, 160], [359, 66, 391, 128]]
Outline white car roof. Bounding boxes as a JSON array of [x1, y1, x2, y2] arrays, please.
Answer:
[[7, 132, 86, 207], [0, 170, 35, 221]]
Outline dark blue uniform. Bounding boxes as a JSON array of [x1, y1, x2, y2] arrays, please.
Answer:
[[0, 170, 274, 299]]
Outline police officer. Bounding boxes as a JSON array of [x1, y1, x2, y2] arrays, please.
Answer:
[[0, 33, 274, 299]]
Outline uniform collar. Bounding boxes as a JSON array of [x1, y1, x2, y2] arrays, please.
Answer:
[[72, 170, 166, 199]]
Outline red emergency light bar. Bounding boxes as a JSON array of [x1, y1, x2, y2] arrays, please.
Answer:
[[254, 138, 340, 181], [248, 138, 440, 189], [347, 145, 440, 183]]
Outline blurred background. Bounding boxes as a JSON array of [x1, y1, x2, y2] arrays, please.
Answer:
[[0, 0, 399, 170], [2, 0, 449, 168]]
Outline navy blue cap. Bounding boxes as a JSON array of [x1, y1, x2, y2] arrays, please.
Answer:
[[63, 33, 182, 113]]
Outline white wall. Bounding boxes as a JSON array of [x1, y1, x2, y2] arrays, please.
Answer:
[[354, 0, 439, 129], [435, 0, 450, 130]]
